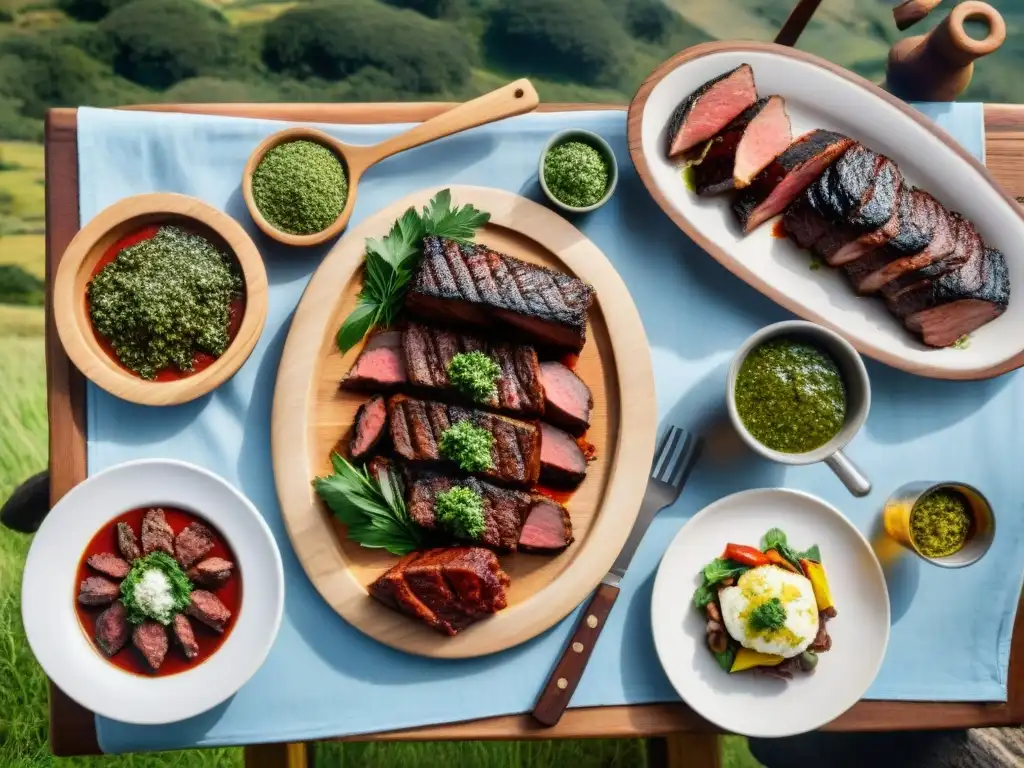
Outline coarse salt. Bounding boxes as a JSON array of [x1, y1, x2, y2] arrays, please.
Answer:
[[133, 568, 174, 623]]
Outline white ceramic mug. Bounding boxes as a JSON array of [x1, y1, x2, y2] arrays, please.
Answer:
[[726, 320, 872, 497]]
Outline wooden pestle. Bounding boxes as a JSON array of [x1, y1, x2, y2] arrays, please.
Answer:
[[886, 1, 1006, 101]]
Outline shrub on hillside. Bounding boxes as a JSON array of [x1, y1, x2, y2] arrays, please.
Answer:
[[57, 0, 133, 22], [485, 0, 631, 88], [0, 36, 114, 118], [0, 264, 45, 306], [0, 97, 42, 141], [382, 0, 465, 18], [622, 0, 675, 43], [164, 77, 279, 104], [262, 0, 473, 93], [100, 0, 232, 89]]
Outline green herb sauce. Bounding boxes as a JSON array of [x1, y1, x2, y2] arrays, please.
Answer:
[[439, 420, 493, 473], [543, 141, 609, 208], [748, 597, 787, 633], [88, 225, 242, 380], [119, 552, 192, 625], [447, 351, 501, 403], [435, 485, 486, 539], [252, 139, 348, 235], [911, 490, 971, 558], [734, 338, 847, 454]]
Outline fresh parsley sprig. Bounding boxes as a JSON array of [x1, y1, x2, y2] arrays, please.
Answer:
[[336, 189, 490, 353], [313, 453, 424, 556]]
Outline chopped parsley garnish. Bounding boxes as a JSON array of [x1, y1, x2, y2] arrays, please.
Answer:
[[435, 485, 486, 540], [120, 552, 192, 626], [439, 420, 493, 473], [748, 597, 787, 633], [543, 141, 609, 208], [447, 351, 501, 403], [251, 139, 348, 235]]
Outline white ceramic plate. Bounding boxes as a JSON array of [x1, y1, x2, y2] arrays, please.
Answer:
[[651, 488, 889, 737], [629, 42, 1024, 380], [22, 459, 284, 725]]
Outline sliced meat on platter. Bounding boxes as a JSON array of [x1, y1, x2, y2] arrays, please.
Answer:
[[140, 507, 174, 557], [518, 497, 574, 554], [407, 236, 594, 353], [343, 330, 406, 390], [174, 522, 215, 569], [78, 576, 119, 606], [95, 600, 130, 656], [349, 394, 389, 461], [666, 63, 757, 158], [538, 361, 592, 435], [370, 547, 509, 636], [187, 556, 234, 588], [732, 130, 856, 233], [186, 589, 232, 633], [132, 620, 168, 671], [87, 552, 130, 580], [387, 394, 541, 488], [172, 614, 200, 660], [116, 521, 141, 562], [539, 422, 588, 488], [693, 96, 793, 196]]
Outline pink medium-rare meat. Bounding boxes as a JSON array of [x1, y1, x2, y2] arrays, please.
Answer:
[[78, 576, 120, 606], [517, 497, 574, 554], [174, 521, 215, 569], [187, 557, 234, 588], [349, 394, 389, 461], [539, 422, 588, 488], [539, 361, 592, 435], [132, 620, 169, 671], [666, 64, 758, 157], [342, 330, 407, 390], [86, 552, 131, 580], [406, 237, 594, 353], [186, 590, 232, 633]]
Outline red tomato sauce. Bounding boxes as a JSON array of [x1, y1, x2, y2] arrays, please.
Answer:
[[74, 506, 242, 677], [88, 226, 246, 382], [771, 220, 787, 239]]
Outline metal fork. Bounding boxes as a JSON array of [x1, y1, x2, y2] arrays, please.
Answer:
[[532, 426, 703, 727]]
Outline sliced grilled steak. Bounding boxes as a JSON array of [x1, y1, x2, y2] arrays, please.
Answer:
[[140, 508, 174, 557], [187, 557, 235, 588], [407, 237, 594, 353], [132, 620, 169, 671], [174, 522, 215, 569], [902, 247, 1010, 346], [876, 209, 976, 297], [78, 576, 120, 606], [387, 394, 541, 488], [518, 497, 574, 554], [342, 330, 407, 390], [186, 590, 231, 633], [666, 64, 757, 157], [539, 361, 592, 435], [87, 552, 131, 580], [95, 600, 130, 656], [539, 422, 588, 488], [733, 130, 855, 233], [116, 521, 141, 562], [694, 96, 792, 195], [172, 614, 200, 659], [407, 471, 531, 552], [349, 395, 389, 461], [369, 547, 509, 635]]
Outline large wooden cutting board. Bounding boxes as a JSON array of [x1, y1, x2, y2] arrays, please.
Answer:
[[271, 185, 656, 658]]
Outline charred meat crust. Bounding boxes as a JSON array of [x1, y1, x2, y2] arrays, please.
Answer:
[[666, 64, 757, 157]]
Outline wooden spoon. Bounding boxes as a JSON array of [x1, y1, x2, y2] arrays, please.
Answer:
[[242, 79, 540, 247]]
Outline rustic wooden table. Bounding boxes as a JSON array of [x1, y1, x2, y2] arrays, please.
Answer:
[[42, 103, 1024, 760]]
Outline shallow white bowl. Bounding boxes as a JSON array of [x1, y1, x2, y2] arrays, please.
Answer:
[[651, 488, 889, 737], [22, 459, 284, 725]]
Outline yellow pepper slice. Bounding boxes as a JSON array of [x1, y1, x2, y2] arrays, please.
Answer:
[[730, 647, 785, 673], [800, 558, 834, 612]]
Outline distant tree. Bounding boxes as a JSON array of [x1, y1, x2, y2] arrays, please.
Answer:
[[485, 0, 632, 88], [382, 0, 465, 18], [622, 0, 675, 44], [0, 37, 113, 118], [100, 0, 232, 89], [262, 0, 473, 93], [0, 264, 45, 306], [57, 0, 134, 22]]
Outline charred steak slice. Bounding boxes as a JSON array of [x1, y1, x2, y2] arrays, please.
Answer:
[[407, 237, 594, 353], [186, 590, 232, 633], [877, 209, 975, 298], [349, 394, 389, 461], [95, 600, 130, 656], [116, 521, 141, 562], [140, 508, 174, 557], [369, 552, 452, 633], [539, 422, 588, 488], [518, 497, 574, 554], [666, 64, 757, 157], [733, 130, 855, 233], [132, 620, 169, 671], [406, 471, 531, 552], [174, 522, 215, 569], [78, 576, 120, 606], [693, 95, 792, 195], [342, 330, 407, 391], [387, 394, 541, 488], [417, 547, 509, 618], [900, 247, 1010, 347], [187, 557, 235, 588], [87, 552, 131, 580], [539, 361, 592, 435], [172, 614, 200, 659]]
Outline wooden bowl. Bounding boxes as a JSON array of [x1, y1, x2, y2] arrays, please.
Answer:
[[54, 192, 268, 406]]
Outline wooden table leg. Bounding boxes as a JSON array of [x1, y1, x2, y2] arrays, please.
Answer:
[[647, 734, 721, 768], [243, 742, 310, 768]]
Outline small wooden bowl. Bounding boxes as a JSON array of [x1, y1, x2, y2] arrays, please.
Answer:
[[54, 192, 268, 406]]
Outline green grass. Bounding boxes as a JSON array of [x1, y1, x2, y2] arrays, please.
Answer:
[[0, 235, 45, 279]]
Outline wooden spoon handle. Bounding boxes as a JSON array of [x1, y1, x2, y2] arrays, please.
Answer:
[[531, 581, 619, 727], [356, 79, 539, 171]]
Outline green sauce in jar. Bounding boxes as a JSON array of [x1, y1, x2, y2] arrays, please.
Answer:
[[910, 490, 971, 558], [734, 338, 847, 454]]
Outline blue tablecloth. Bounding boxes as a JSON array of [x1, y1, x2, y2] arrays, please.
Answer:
[[76, 103, 1022, 754]]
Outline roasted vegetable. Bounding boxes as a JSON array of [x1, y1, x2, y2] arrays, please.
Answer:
[[765, 549, 799, 573], [798, 651, 819, 672], [800, 558, 835, 612], [730, 647, 785, 673], [723, 544, 771, 567]]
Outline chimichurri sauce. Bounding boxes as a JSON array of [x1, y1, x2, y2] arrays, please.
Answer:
[[911, 489, 971, 558], [734, 338, 847, 454]]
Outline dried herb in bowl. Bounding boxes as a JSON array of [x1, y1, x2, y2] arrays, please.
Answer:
[[543, 141, 610, 209], [251, 139, 349, 235]]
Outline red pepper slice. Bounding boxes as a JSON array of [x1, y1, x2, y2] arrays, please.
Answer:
[[723, 543, 771, 567]]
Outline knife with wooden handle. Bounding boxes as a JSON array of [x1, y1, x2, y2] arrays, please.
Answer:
[[531, 426, 702, 727]]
